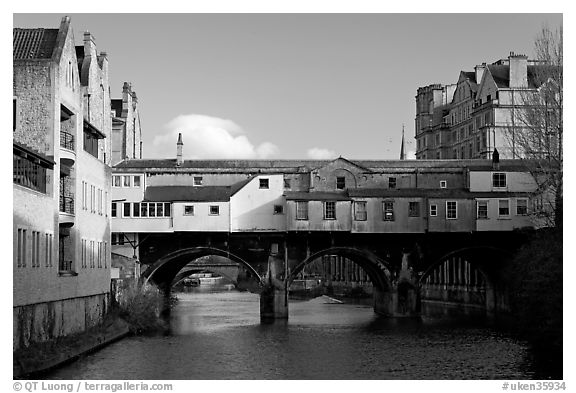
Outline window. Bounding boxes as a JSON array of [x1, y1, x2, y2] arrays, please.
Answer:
[[273, 205, 284, 215], [123, 202, 131, 217], [17, 229, 27, 267], [259, 178, 269, 189], [32, 231, 40, 268], [149, 203, 156, 217], [336, 177, 346, 190], [141, 203, 148, 217], [98, 189, 103, 215], [477, 200, 488, 219], [82, 181, 87, 210], [429, 204, 438, 217], [123, 175, 131, 187], [440, 180, 447, 189], [446, 201, 457, 219], [13, 153, 48, 193], [91, 185, 95, 213], [157, 203, 164, 217], [383, 201, 394, 221], [284, 179, 291, 189], [210, 205, 220, 215], [83, 129, 99, 158], [516, 199, 528, 215], [133, 176, 141, 187], [498, 200, 510, 217], [105, 192, 108, 216], [354, 201, 367, 221], [133, 203, 140, 217], [324, 201, 336, 220], [90, 240, 95, 268], [97, 242, 102, 268], [164, 203, 171, 217], [408, 202, 420, 217], [111, 202, 117, 217], [113, 176, 121, 187], [270, 243, 279, 255], [104, 242, 107, 268], [13, 98, 17, 132], [388, 177, 397, 189], [492, 173, 506, 188], [296, 201, 308, 220], [184, 205, 194, 215], [194, 176, 203, 186], [81, 239, 86, 268]]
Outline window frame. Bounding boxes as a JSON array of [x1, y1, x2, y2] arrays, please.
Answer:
[[492, 172, 507, 188], [498, 199, 510, 218], [273, 205, 284, 215], [133, 176, 141, 187], [382, 201, 395, 221], [324, 201, 336, 220], [354, 201, 367, 221], [429, 204, 438, 217], [336, 177, 346, 190], [193, 176, 203, 186], [295, 201, 309, 221], [184, 205, 194, 216], [440, 180, 447, 189], [477, 200, 489, 219], [408, 201, 420, 217], [516, 198, 529, 216], [388, 177, 397, 189], [209, 205, 220, 216], [446, 201, 458, 220], [259, 178, 269, 189]]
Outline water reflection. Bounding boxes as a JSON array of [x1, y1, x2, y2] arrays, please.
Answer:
[[44, 286, 549, 380]]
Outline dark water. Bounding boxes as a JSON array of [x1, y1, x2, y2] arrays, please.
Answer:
[[45, 286, 549, 380]]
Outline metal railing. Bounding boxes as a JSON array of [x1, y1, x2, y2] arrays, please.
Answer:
[[59, 195, 75, 214], [59, 259, 73, 272], [60, 131, 75, 151]]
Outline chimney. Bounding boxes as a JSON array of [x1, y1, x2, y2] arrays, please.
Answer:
[[176, 133, 184, 166], [492, 148, 500, 170], [508, 52, 528, 88], [474, 63, 487, 84], [83, 31, 97, 59]]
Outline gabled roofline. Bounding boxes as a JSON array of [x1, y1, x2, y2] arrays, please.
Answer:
[[51, 16, 71, 65], [311, 156, 374, 173]]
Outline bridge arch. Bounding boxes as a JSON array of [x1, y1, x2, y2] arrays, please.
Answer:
[[418, 246, 512, 311], [172, 265, 239, 287], [287, 246, 393, 291], [143, 247, 263, 289]]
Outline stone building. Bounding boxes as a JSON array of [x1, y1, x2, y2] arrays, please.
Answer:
[[415, 53, 550, 160], [13, 16, 112, 351], [111, 82, 143, 165]]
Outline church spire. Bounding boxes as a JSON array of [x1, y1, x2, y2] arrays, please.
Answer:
[[400, 124, 406, 160]]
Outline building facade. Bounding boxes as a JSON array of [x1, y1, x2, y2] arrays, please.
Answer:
[[415, 53, 549, 160], [111, 82, 143, 165], [13, 17, 112, 350], [111, 136, 544, 268]]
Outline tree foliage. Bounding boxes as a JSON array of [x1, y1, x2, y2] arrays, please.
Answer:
[[504, 26, 563, 229]]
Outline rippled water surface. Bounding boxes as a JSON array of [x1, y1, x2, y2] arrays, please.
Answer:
[[45, 288, 544, 380]]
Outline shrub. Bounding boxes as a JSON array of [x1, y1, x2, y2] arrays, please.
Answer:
[[115, 281, 167, 334]]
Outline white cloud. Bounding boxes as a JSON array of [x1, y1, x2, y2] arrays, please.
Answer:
[[151, 114, 279, 159], [307, 147, 338, 160]]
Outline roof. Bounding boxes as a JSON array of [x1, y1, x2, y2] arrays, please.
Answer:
[[144, 186, 232, 202], [285, 191, 350, 201], [13, 28, 59, 60], [113, 158, 534, 174], [348, 188, 531, 199], [13, 141, 55, 168], [487, 65, 544, 89]]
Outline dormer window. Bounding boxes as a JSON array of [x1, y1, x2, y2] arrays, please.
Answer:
[[492, 173, 506, 188], [336, 177, 345, 190]]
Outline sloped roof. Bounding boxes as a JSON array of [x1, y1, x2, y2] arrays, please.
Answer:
[[13, 28, 59, 60], [285, 191, 350, 201], [348, 188, 530, 199], [144, 186, 232, 202], [487, 65, 545, 89]]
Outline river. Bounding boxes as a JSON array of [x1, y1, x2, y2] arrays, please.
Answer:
[[44, 285, 555, 380]]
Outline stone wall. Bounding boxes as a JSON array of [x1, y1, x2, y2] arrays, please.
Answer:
[[13, 293, 109, 351]]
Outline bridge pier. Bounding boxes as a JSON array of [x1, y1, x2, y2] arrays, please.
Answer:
[[260, 286, 288, 321]]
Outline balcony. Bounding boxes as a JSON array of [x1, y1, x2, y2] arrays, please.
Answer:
[[59, 131, 76, 166], [59, 195, 75, 227]]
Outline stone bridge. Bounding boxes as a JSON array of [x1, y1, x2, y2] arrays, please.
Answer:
[[140, 231, 526, 321]]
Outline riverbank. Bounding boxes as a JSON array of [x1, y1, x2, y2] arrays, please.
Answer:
[[13, 316, 130, 379]]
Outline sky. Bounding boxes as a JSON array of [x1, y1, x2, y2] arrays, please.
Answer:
[[12, 13, 563, 161]]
